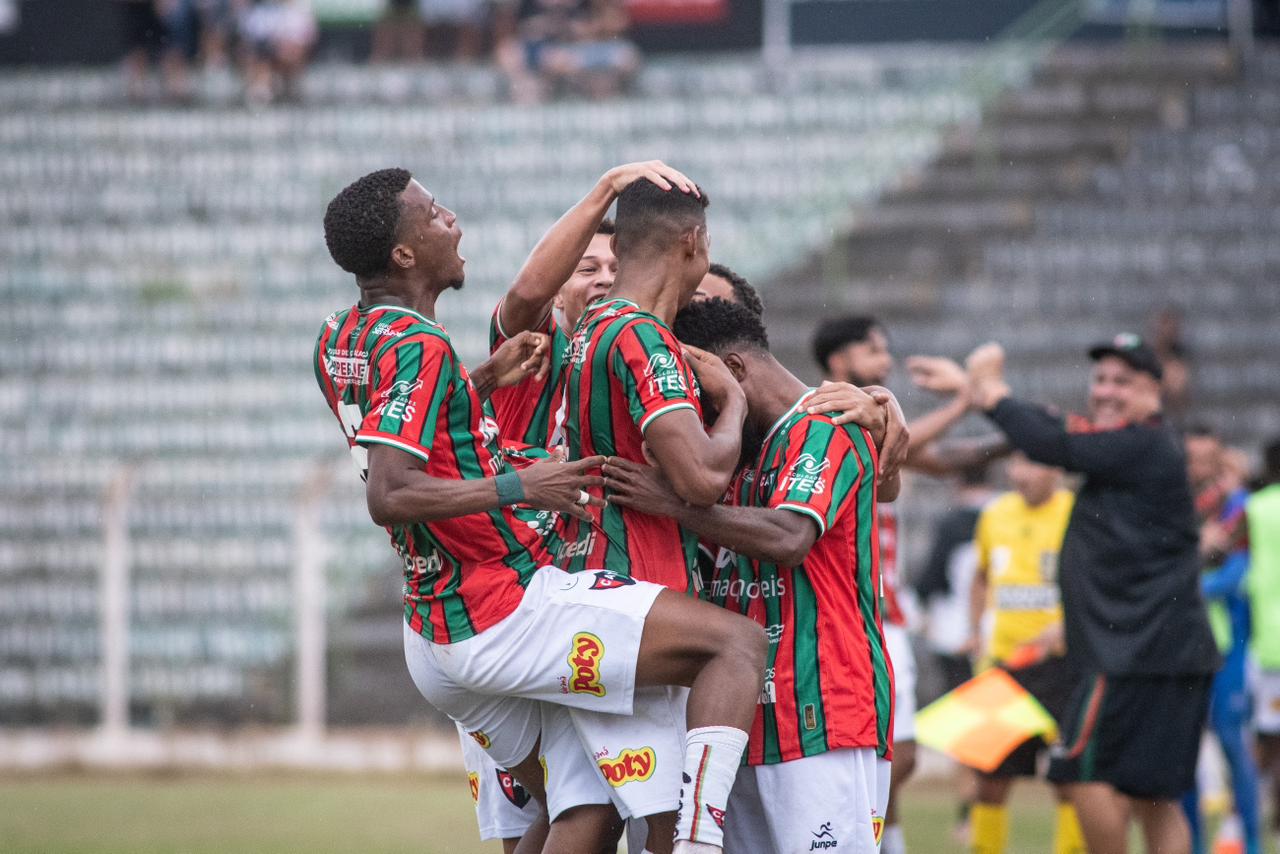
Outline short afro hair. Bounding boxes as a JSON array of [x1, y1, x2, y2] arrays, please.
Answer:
[[613, 178, 708, 258], [324, 168, 412, 277], [674, 297, 769, 355], [707, 262, 764, 318], [812, 315, 882, 372]]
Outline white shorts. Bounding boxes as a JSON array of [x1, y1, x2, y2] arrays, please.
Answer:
[[883, 622, 916, 743], [403, 565, 664, 767], [1251, 664, 1280, 735], [723, 748, 891, 854], [569, 685, 689, 821], [458, 723, 539, 841]]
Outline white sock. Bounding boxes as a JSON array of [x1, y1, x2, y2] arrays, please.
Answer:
[[880, 823, 906, 854], [671, 844, 719, 854], [673, 725, 749, 849]]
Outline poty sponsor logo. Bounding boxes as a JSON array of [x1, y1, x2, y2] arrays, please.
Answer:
[[596, 747, 656, 787], [324, 348, 369, 385], [467, 772, 479, 803], [467, 730, 491, 749], [781, 453, 830, 495], [872, 812, 885, 844], [810, 821, 838, 849], [567, 632, 605, 697], [706, 575, 786, 601]]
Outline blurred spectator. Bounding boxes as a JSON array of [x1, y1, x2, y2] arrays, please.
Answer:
[[114, 0, 194, 101], [371, 0, 426, 62], [496, 0, 639, 103], [196, 0, 239, 67], [240, 0, 317, 104], [420, 0, 487, 61], [1247, 437, 1280, 854], [1150, 305, 1192, 419]]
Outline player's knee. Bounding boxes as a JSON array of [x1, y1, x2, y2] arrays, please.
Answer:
[[723, 614, 767, 676]]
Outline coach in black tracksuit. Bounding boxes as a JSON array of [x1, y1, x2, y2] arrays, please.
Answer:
[[967, 334, 1218, 854]]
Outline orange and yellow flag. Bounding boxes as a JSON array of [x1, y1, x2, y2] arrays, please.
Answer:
[[914, 667, 1059, 773]]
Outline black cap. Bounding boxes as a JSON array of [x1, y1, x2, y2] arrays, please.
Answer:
[[1087, 332, 1163, 380]]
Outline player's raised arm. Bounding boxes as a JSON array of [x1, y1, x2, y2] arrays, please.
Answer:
[[497, 161, 698, 336]]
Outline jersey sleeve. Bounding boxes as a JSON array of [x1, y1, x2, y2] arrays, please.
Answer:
[[767, 419, 876, 538], [355, 332, 454, 463], [489, 298, 554, 355], [610, 320, 699, 433]]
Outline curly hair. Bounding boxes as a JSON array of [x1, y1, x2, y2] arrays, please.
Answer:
[[674, 297, 769, 354], [323, 168, 412, 277], [707, 262, 764, 318], [614, 179, 708, 258], [811, 315, 882, 373]]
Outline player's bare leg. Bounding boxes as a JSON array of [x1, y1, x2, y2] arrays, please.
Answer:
[[883, 738, 917, 853], [540, 803, 624, 854], [1068, 782, 1131, 854], [1133, 798, 1191, 854]]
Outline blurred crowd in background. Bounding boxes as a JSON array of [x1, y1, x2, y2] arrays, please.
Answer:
[[111, 0, 639, 105]]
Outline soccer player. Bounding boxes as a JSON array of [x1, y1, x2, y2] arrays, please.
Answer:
[[1248, 437, 1280, 854], [603, 297, 897, 853], [314, 168, 768, 854], [809, 316, 1006, 854], [966, 334, 1219, 854], [966, 452, 1084, 854], [692, 263, 765, 317]]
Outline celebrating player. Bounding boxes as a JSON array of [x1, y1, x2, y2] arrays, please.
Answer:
[[604, 297, 897, 853], [966, 452, 1084, 854], [314, 168, 768, 854]]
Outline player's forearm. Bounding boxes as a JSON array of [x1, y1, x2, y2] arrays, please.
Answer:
[[984, 397, 1074, 468], [677, 504, 815, 567], [500, 177, 615, 334], [367, 474, 501, 525], [908, 434, 1012, 477], [905, 393, 969, 453], [470, 359, 500, 402], [687, 392, 748, 505]]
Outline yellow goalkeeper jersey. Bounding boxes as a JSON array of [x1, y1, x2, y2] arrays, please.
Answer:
[[975, 489, 1075, 664]]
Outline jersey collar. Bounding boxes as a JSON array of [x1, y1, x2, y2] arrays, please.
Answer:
[[761, 388, 817, 451], [360, 304, 439, 327]]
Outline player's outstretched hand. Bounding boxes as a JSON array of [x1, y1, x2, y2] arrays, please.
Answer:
[[681, 344, 744, 409], [805, 382, 909, 483], [604, 161, 699, 197], [520, 450, 607, 522], [491, 330, 551, 386], [965, 342, 1005, 384], [601, 456, 685, 519], [905, 355, 968, 395]]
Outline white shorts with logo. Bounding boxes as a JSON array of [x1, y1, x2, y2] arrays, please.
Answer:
[[723, 748, 891, 854], [568, 685, 689, 821], [403, 565, 664, 768], [883, 622, 916, 742], [457, 723, 539, 841], [1251, 664, 1280, 735]]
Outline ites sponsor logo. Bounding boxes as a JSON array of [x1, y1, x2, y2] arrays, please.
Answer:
[[324, 348, 369, 385], [810, 821, 838, 850], [589, 570, 635, 590], [644, 352, 688, 397], [496, 770, 532, 809], [706, 575, 786, 602], [872, 813, 885, 844], [378, 379, 423, 423], [596, 747, 656, 787], [567, 632, 605, 697], [467, 772, 479, 803], [780, 453, 831, 495], [706, 804, 727, 830], [467, 730, 491, 749]]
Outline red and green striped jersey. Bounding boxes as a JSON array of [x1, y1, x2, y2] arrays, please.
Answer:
[[706, 391, 894, 764], [486, 302, 572, 448], [313, 304, 549, 645], [557, 298, 702, 592]]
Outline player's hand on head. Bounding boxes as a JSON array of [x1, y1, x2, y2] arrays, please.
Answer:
[[866, 386, 909, 483], [604, 161, 699, 196], [601, 456, 685, 518], [681, 345, 742, 408], [491, 330, 551, 387], [519, 453, 607, 522], [905, 355, 968, 395], [805, 382, 887, 437]]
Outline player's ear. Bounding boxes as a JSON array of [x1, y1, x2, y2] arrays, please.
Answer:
[[681, 226, 701, 259], [391, 242, 415, 271], [722, 351, 748, 382]]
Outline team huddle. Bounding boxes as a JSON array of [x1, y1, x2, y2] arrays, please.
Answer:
[[311, 159, 1221, 854], [314, 162, 902, 854]]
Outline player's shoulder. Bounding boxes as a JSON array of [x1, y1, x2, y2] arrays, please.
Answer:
[[786, 408, 874, 454]]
